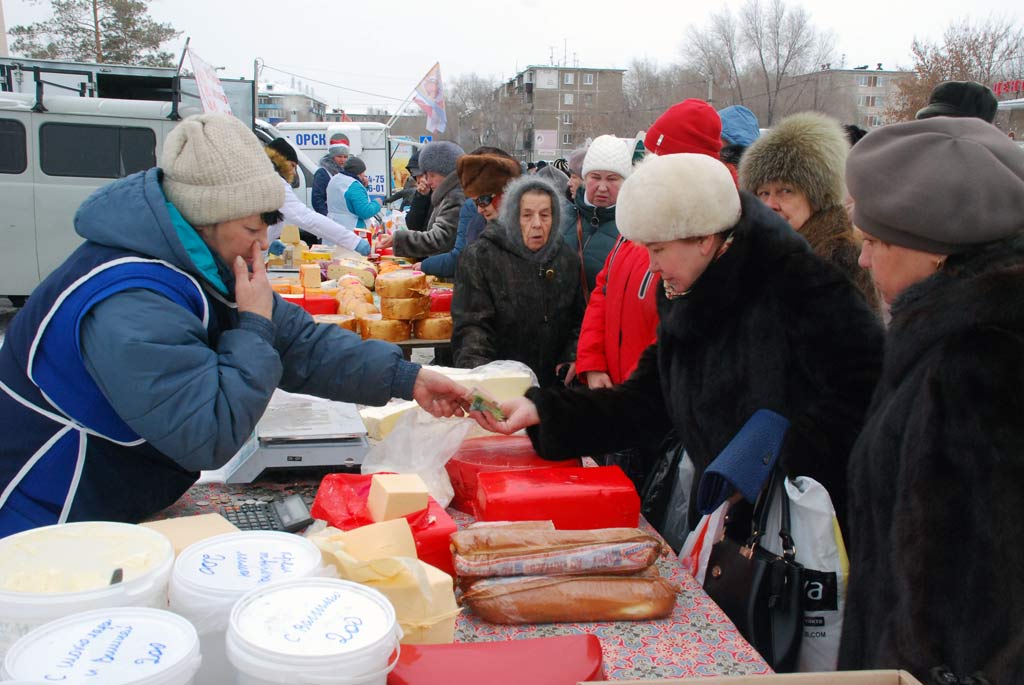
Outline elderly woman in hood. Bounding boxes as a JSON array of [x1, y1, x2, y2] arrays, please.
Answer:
[[740, 112, 879, 311], [452, 176, 585, 388]]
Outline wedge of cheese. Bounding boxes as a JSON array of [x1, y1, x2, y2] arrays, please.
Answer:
[[300, 263, 322, 289], [327, 258, 378, 288]]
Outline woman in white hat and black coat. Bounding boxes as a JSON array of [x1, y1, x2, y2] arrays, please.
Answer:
[[470, 153, 884, 543]]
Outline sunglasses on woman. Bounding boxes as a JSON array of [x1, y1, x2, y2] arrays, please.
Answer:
[[473, 194, 494, 208]]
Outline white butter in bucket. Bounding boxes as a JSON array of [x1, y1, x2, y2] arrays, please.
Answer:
[[226, 578, 401, 685], [0, 522, 174, 659], [1, 607, 201, 684], [168, 531, 323, 685]]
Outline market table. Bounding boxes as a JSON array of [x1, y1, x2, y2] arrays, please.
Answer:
[[153, 472, 771, 681]]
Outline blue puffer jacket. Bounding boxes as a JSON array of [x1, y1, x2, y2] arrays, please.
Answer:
[[327, 172, 382, 230], [420, 198, 484, 280], [0, 168, 419, 537]]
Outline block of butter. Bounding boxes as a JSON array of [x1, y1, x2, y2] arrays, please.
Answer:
[[368, 473, 429, 522], [140, 513, 239, 556], [336, 518, 417, 560]]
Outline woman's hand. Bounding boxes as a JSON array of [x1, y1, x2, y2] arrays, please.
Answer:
[[376, 233, 394, 250], [470, 396, 540, 435], [416, 177, 430, 196], [234, 243, 274, 321], [584, 371, 614, 389], [412, 368, 471, 418]]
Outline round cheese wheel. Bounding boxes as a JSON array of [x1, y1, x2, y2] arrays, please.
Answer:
[[377, 261, 404, 276], [375, 270, 428, 298], [337, 274, 365, 289], [358, 314, 411, 342], [313, 314, 357, 332], [380, 296, 431, 321], [413, 314, 452, 340], [429, 287, 453, 313], [337, 286, 373, 306], [349, 301, 380, 318]]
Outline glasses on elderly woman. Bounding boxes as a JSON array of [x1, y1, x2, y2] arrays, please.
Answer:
[[473, 194, 494, 208]]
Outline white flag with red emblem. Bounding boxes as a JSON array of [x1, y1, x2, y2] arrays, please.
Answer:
[[412, 63, 447, 134]]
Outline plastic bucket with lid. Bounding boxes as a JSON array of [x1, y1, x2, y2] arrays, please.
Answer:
[[168, 531, 324, 685], [2, 606, 201, 684], [226, 578, 401, 685], [0, 521, 175, 659]]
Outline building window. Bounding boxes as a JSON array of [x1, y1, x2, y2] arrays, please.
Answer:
[[562, 113, 572, 124], [0, 119, 27, 174], [861, 115, 883, 128], [526, 70, 534, 83], [583, 73, 594, 85], [40, 123, 156, 178], [583, 93, 593, 106], [564, 93, 574, 105], [858, 95, 880, 107], [563, 133, 572, 145], [857, 75, 879, 88], [564, 72, 574, 85]]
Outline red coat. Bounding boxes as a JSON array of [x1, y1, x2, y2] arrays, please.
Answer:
[[575, 237, 660, 384]]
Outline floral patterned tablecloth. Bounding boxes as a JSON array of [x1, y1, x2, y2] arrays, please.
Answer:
[[156, 474, 771, 680]]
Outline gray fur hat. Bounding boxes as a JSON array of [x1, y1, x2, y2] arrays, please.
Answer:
[[536, 165, 569, 197], [344, 157, 367, 175], [567, 145, 589, 177], [162, 113, 284, 227], [847, 116, 1024, 254], [418, 141, 465, 177], [739, 111, 848, 213], [497, 175, 564, 262]]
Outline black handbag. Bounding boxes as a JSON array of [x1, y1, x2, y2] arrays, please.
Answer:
[[703, 467, 804, 672]]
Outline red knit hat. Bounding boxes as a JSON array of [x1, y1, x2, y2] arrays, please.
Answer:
[[644, 99, 723, 158]]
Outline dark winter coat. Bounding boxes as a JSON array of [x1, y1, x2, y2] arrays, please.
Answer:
[[524, 193, 884, 531], [393, 171, 465, 260], [839, 236, 1024, 684], [405, 190, 432, 231], [312, 154, 343, 216], [561, 186, 620, 295], [452, 177, 585, 388], [801, 204, 880, 311]]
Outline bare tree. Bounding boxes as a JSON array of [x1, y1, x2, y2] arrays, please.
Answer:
[[683, 0, 834, 124], [9, 0, 180, 66], [886, 16, 1024, 122]]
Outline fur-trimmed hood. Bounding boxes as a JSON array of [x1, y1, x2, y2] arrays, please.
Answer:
[[739, 111, 848, 212], [318, 154, 343, 176], [492, 175, 564, 263], [265, 147, 295, 183]]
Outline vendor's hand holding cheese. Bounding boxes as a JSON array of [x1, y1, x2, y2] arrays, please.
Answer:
[[0, 113, 470, 538]]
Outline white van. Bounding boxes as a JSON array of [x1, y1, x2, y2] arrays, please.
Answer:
[[0, 96, 321, 302], [273, 121, 394, 204]]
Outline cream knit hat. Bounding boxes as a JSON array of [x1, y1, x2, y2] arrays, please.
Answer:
[[161, 113, 285, 227], [581, 135, 633, 178], [617, 154, 741, 244]]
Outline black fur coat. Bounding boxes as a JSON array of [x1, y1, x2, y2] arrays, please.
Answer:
[[525, 193, 884, 531], [839, 236, 1024, 684]]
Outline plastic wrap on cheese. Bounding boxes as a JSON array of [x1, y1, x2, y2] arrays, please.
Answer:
[[450, 527, 662, 579], [313, 314, 358, 332], [460, 569, 677, 624], [380, 296, 431, 321], [376, 270, 429, 298], [359, 314, 411, 342], [413, 314, 452, 340]]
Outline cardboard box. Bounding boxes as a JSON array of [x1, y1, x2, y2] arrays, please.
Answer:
[[581, 670, 923, 685]]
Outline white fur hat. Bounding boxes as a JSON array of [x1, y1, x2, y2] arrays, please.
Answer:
[[617, 154, 741, 244], [581, 134, 633, 178]]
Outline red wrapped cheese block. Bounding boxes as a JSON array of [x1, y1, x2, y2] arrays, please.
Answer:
[[387, 634, 604, 684], [475, 465, 640, 530], [445, 436, 581, 514], [429, 286, 453, 313], [311, 473, 457, 576], [301, 292, 339, 315]]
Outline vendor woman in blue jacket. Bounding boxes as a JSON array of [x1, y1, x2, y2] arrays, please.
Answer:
[[0, 113, 470, 537]]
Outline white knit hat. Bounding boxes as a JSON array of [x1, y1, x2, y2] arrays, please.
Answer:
[[581, 134, 633, 178], [617, 154, 741, 244], [161, 113, 285, 227]]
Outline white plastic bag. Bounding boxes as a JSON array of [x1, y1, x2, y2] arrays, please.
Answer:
[[360, 407, 471, 508], [678, 499, 729, 585], [760, 476, 849, 672]]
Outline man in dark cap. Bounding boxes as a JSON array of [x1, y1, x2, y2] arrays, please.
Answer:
[[916, 80, 999, 123]]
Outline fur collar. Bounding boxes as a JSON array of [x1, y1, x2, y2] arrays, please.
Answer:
[[431, 171, 461, 207], [318, 154, 342, 175], [657, 191, 812, 341], [886, 235, 1024, 379], [265, 148, 294, 183], [800, 205, 856, 258]]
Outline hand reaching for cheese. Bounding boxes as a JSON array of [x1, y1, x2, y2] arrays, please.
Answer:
[[234, 243, 274, 321], [413, 368, 472, 418], [470, 396, 540, 435]]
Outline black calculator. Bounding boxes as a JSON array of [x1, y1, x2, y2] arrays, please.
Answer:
[[221, 494, 314, 533]]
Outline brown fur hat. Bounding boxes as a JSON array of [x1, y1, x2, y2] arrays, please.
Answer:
[[457, 154, 522, 198], [265, 145, 295, 183], [739, 111, 848, 213]]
